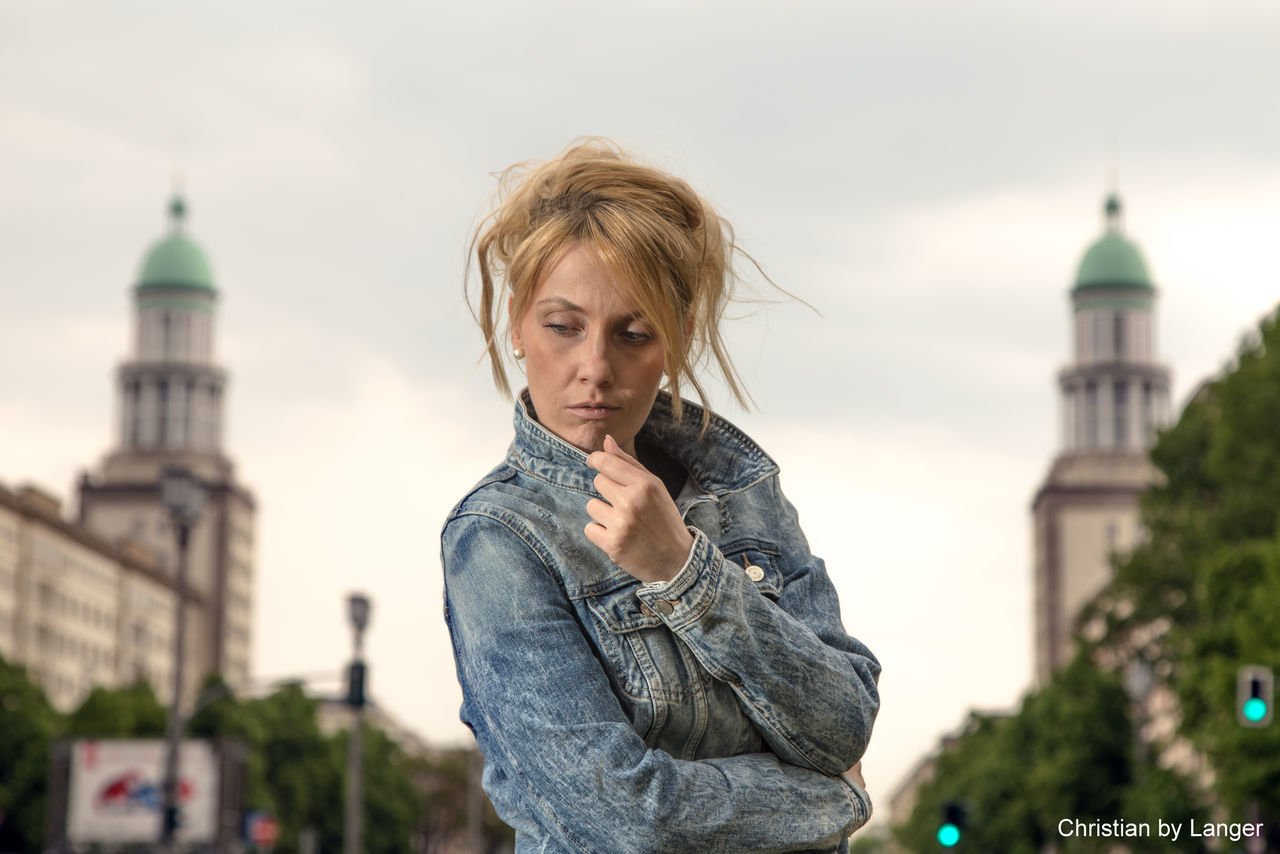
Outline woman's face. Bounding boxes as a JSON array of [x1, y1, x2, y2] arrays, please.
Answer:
[[512, 242, 666, 457]]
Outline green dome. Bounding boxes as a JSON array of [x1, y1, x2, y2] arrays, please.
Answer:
[[1073, 193, 1153, 293], [135, 194, 217, 294]]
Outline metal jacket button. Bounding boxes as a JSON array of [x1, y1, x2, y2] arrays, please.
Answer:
[[654, 600, 675, 616], [744, 564, 765, 582], [638, 602, 656, 617]]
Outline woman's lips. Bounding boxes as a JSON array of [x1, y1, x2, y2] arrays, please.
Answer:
[[569, 404, 619, 421]]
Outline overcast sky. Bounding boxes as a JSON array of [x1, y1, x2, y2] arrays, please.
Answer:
[[4, 0, 1280, 827]]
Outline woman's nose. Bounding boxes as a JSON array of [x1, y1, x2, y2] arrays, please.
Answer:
[[578, 333, 614, 385]]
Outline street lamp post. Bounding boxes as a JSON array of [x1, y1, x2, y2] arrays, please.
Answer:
[[159, 466, 204, 852], [344, 593, 372, 854]]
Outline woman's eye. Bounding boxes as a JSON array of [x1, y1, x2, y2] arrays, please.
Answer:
[[544, 323, 574, 335], [621, 329, 653, 343]]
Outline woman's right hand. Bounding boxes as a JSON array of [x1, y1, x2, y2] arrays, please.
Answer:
[[584, 434, 694, 584]]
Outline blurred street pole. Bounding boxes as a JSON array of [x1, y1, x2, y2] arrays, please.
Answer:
[[159, 467, 204, 853], [467, 748, 483, 853], [344, 593, 371, 854]]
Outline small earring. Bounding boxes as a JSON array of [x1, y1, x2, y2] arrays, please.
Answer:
[[512, 347, 525, 360]]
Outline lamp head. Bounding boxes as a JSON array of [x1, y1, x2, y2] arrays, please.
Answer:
[[160, 466, 205, 526], [347, 593, 371, 634]]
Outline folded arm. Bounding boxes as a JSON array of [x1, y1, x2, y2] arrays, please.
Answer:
[[637, 478, 881, 776], [443, 510, 868, 854]]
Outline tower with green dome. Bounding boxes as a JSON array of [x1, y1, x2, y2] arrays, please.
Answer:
[[1031, 192, 1172, 686], [1060, 192, 1171, 452], [77, 193, 257, 699], [117, 193, 226, 456]]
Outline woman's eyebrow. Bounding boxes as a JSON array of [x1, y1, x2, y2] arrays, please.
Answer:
[[535, 297, 583, 311], [535, 296, 641, 323]]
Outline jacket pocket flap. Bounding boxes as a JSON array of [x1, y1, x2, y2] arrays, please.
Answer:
[[586, 584, 665, 633], [721, 538, 783, 599]]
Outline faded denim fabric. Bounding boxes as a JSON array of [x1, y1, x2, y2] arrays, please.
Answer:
[[442, 391, 880, 853]]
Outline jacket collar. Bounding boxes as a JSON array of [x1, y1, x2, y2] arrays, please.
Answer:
[[508, 389, 778, 497]]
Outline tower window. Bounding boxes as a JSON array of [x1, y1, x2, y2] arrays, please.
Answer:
[[1113, 312, 1126, 360], [156, 379, 169, 447], [1114, 381, 1128, 447], [128, 380, 141, 447], [1085, 382, 1098, 448], [1142, 382, 1154, 443]]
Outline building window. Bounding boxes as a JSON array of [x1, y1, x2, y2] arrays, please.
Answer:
[[1113, 312, 1126, 360], [183, 379, 197, 446], [1114, 381, 1128, 447], [156, 379, 169, 447], [128, 380, 142, 447], [1085, 382, 1098, 448], [1142, 381, 1154, 443]]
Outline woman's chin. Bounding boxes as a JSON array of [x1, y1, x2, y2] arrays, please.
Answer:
[[570, 427, 609, 455], [565, 424, 636, 456]]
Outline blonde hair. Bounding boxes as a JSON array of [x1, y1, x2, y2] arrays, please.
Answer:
[[467, 138, 753, 426]]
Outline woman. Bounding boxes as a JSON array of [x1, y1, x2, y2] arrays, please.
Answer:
[[442, 139, 880, 853]]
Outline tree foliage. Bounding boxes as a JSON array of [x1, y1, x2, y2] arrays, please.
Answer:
[[1090, 308, 1280, 838], [0, 666, 445, 853], [63, 679, 166, 739], [0, 657, 58, 851], [412, 746, 515, 851], [897, 311, 1280, 852], [894, 653, 1206, 853]]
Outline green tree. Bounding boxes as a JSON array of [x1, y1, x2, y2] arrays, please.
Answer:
[[0, 656, 59, 851], [412, 747, 514, 851], [333, 723, 424, 854], [241, 683, 343, 851], [1091, 308, 1280, 842], [848, 829, 889, 853], [186, 673, 274, 817], [894, 652, 1205, 853], [64, 679, 166, 738]]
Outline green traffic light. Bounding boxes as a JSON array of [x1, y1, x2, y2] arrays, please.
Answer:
[[1243, 697, 1268, 722], [938, 823, 961, 847]]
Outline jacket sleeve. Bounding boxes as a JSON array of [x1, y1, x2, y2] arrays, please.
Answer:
[[442, 509, 869, 854], [636, 475, 881, 776]]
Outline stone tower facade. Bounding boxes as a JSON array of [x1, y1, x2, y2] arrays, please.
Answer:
[[77, 195, 256, 701], [1031, 193, 1172, 685]]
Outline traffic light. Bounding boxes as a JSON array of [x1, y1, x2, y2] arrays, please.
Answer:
[[1237, 665, 1273, 727], [162, 803, 183, 836], [347, 660, 367, 708], [937, 801, 965, 848]]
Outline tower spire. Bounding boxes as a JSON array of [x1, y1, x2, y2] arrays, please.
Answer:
[[1104, 191, 1124, 234], [168, 193, 187, 229], [169, 173, 187, 230]]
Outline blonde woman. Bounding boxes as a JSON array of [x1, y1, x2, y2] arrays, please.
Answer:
[[442, 140, 879, 853]]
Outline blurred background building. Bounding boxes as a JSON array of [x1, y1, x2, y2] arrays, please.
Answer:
[[0, 195, 255, 711]]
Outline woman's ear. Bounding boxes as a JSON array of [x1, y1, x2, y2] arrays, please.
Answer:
[[509, 294, 521, 350]]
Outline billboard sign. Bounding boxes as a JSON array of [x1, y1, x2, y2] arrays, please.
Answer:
[[66, 739, 219, 844]]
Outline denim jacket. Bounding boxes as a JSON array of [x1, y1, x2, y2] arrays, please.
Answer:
[[442, 391, 880, 853]]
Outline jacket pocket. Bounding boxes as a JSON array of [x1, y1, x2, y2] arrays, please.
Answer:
[[585, 583, 708, 705], [720, 537, 783, 600]]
